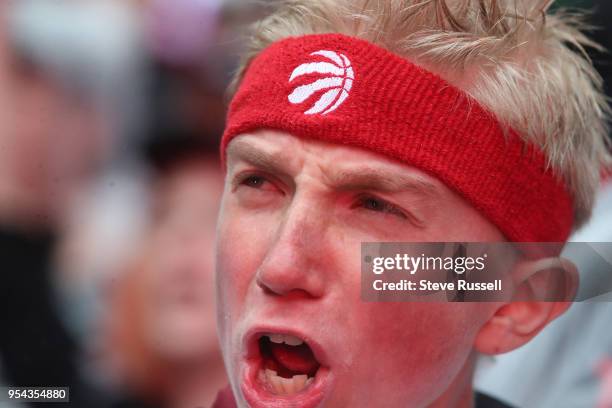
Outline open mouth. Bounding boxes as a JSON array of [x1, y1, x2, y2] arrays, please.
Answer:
[[241, 329, 331, 407], [257, 333, 320, 395]]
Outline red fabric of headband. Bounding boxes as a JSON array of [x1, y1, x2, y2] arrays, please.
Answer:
[[221, 34, 574, 243]]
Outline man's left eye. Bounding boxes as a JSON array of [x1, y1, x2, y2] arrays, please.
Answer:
[[355, 196, 407, 219], [241, 175, 267, 188]]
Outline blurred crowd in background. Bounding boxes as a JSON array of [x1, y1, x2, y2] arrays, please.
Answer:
[[0, 1, 265, 407], [0, 1, 610, 408]]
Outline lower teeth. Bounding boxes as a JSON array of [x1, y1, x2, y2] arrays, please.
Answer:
[[259, 369, 314, 395]]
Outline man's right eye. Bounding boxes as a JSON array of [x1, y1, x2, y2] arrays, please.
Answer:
[[233, 172, 283, 195]]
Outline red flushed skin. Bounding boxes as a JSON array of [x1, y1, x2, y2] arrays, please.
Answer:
[[216, 131, 508, 407]]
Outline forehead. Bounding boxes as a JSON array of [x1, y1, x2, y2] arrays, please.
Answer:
[[225, 129, 445, 188]]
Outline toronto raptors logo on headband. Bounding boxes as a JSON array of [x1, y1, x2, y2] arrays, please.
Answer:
[[288, 50, 354, 115]]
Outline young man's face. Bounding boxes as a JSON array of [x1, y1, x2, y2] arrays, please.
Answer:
[[216, 130, 506, 407]]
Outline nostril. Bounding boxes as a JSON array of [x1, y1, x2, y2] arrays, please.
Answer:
[[256, 278, 317, 300], [256, 278, 278, 295]]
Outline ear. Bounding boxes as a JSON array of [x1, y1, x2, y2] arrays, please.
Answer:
[[474, 257, 578, 355]]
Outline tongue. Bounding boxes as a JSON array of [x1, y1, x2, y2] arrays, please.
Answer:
[[269, 342, 319, 375]]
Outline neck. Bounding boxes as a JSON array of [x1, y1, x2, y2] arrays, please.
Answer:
[[428, 352, 477, 408], [164, 351, 227, 408]]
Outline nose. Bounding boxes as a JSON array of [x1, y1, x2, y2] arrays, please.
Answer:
[[255, 196, 329, 299]]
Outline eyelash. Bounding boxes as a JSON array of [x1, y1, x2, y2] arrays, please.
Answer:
[[232, 171, 266, 188], [235, 173, 412, 222], [240, 174, 267, 188], [354, 195, 408, 219], [234, 172, 283, 195]]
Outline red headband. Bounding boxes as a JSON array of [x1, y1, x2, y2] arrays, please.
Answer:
[[221, 34, 574, 243]]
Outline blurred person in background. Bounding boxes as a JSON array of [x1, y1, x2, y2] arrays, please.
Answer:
[[0, 0, 145, 406], [54, 2, 257, 406], [0, 0, 107, 392], [104, 134, 225, 408], [41, 1, 265, 407]]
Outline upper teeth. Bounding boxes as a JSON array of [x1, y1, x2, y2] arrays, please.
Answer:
[[267, 333, 304, 346]]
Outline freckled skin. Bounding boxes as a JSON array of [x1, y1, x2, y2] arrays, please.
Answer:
[[216, 130, 506, 407]]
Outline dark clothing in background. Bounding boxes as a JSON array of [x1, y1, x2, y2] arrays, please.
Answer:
[[0, 227, 74, 386], [0, 226, 107, 408], [476, 392, 516, 408]]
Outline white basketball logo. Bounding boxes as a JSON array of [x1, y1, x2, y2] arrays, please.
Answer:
[[288, 50, 354, 115]]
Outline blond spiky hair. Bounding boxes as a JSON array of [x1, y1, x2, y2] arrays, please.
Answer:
[[231, 0, 611, 229]]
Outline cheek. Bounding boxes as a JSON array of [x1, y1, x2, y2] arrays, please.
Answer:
[[215, 200, 277, 337], [346, 302, 482, 404]]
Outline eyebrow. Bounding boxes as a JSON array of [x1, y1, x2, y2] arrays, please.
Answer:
[[330, 168, 439, 197], [226, 138, 290, 175], [227, 138, 439, 197]]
